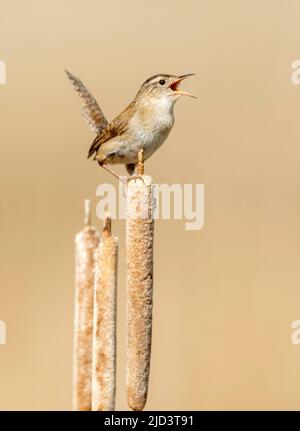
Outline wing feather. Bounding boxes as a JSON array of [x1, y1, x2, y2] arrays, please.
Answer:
[[88, 101, 136, 159]]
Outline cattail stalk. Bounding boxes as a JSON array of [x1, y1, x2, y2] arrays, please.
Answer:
[[126, 150, 154, 411], [92, 214, 118, 411], [73, 200, 99, 410]]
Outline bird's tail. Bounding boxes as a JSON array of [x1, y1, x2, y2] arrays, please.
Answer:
[[65, 70, 108, 134]]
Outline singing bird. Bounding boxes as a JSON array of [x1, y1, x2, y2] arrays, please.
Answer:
[[66, 71, 196, 179]]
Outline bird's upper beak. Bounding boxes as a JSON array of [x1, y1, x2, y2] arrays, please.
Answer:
[[169, 74, 196, 98]]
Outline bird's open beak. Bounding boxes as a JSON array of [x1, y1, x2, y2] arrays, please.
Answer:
[[169, 74, 197, 98]]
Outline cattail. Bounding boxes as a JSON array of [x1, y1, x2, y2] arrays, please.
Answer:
[[126, 150, 154, 411], [92, 214, 118, 411], [73, 199, 99, 411]]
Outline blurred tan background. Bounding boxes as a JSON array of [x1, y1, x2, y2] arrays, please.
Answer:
[[1, 0, 300, 410]]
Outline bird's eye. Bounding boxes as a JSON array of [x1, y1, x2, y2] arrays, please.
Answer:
[[159, 79, 165, 85]]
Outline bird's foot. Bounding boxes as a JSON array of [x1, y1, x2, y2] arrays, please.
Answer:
[[127, 149, 146, 184], [127, 174, 146, 185]]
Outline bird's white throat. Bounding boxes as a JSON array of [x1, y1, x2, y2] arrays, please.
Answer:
[[144, 95, 175, 129]]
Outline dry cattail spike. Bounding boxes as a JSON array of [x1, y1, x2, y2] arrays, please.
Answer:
[[126, 174, 154, 411], [102, 213, 111, 239], [84, 198, 91, 226], [92, 213, 118, 411], [74, 199, 99, 410]]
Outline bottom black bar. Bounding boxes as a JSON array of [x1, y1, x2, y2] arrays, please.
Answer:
[[0, 411, 298, 429]]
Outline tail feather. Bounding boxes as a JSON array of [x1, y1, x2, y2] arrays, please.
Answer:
[[65, 69, 108, 134]]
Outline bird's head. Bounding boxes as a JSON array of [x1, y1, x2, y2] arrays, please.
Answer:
[[136, 74, 196, 104]]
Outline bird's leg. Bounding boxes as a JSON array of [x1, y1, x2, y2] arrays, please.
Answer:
[[99, 162, 127, 184], [127, 149, 146, 184]]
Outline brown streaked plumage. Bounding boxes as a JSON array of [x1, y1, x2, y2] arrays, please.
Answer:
[[88, 101, 136, 159], [66, 71, 196, 179], [65, 70, 108, 134]]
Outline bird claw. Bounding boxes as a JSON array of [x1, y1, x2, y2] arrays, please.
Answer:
[[127, 174, 146, 185]]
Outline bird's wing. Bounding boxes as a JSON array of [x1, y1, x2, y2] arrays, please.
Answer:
[[65, 70, 108, 134], [88, 101, 136, 159]]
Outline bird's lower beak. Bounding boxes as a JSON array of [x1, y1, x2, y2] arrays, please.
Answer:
[[170, 74, 197, 98]]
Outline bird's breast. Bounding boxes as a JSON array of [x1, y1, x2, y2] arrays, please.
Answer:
[[130, 117, 172, 159], [129, 102, 174, 154]]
